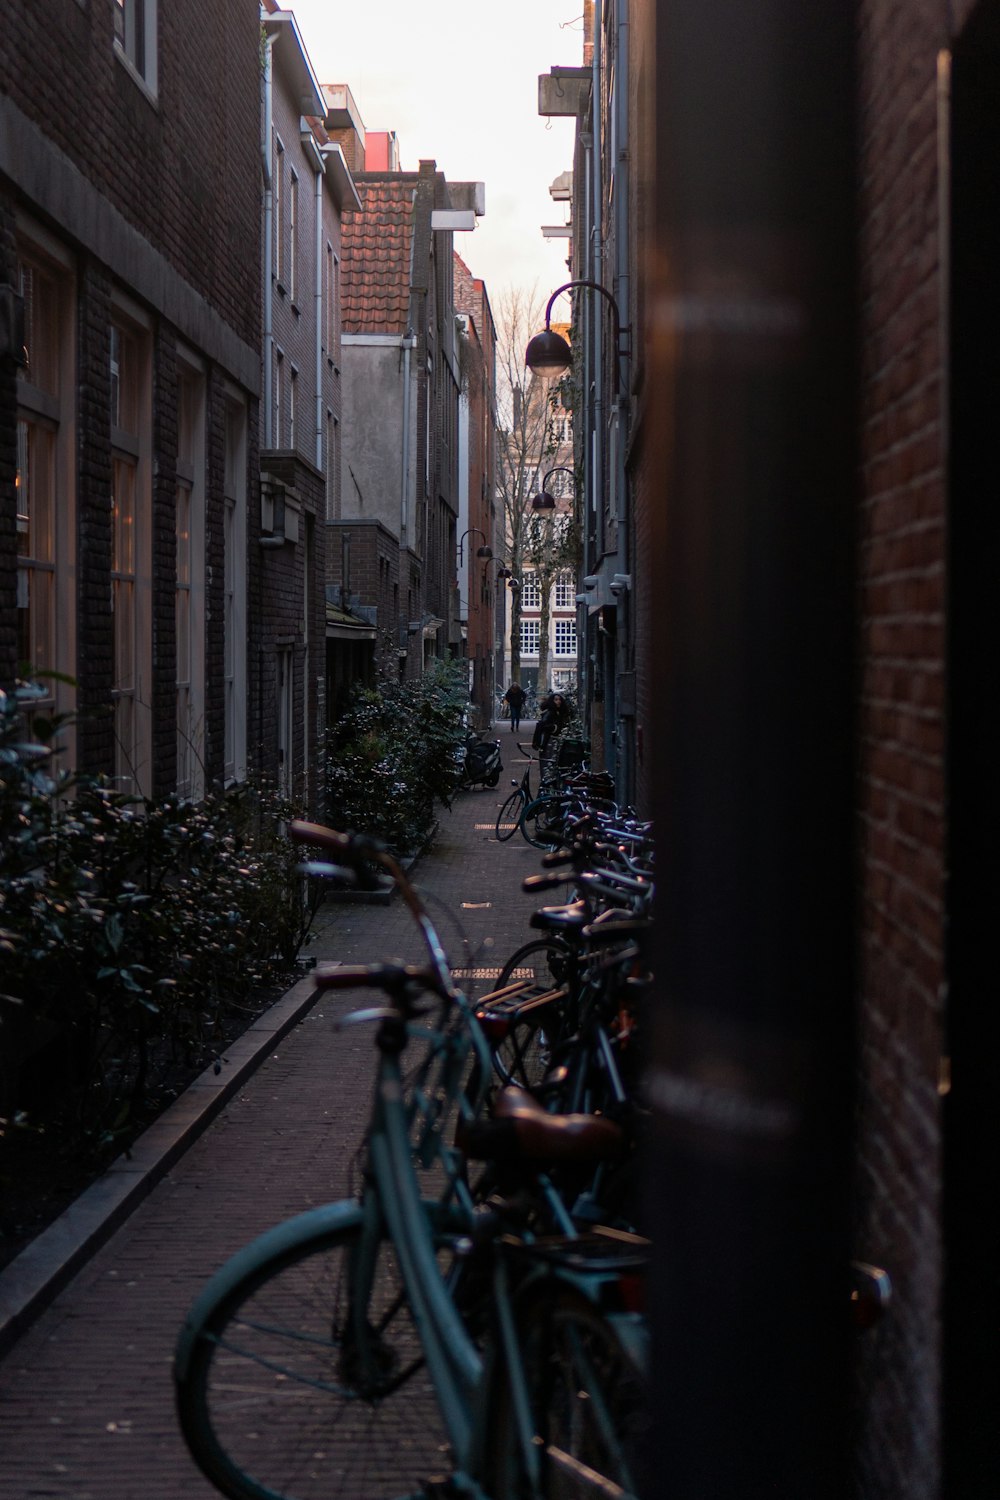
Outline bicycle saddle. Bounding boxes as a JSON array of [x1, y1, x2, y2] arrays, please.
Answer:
[[460, 1087, 624, 1166], [529, 899, 589, 933]]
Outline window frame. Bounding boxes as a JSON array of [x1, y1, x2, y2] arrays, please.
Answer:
[[110, 300, 153, 799], [113, 0, 158, 97], [519, 617, 541, 657], [15, 228, 77, 756]]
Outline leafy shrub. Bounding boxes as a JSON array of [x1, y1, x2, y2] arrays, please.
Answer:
[[326, 660, 468, 854], [0, 683, 313, 1151]]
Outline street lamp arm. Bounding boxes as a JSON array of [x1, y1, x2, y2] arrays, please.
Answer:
[[543, 279, 623, 346]]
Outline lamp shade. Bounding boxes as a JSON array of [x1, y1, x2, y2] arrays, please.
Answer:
[[531, 490, 557, 511], [525, 327, 573, 377]]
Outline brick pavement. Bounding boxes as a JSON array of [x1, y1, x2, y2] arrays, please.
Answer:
[[0, 747, 549, 1500]]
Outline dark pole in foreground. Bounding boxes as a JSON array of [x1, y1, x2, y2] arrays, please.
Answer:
[[644, 4, 858, 1496]]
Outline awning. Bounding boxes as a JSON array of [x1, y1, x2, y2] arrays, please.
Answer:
[[326, 603, 376, 642]]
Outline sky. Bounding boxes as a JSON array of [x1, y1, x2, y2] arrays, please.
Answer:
[[283, 0, 582, 309]]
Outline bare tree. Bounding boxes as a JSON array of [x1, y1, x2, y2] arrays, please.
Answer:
[[494, 287, 560, 689], [524, 505, 579, 693]]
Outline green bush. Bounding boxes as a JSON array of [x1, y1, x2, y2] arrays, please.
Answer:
[[326, 660, 468, 855], [0, 684, 313, 1151]]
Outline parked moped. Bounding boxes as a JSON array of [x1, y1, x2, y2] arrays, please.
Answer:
[[459, 729, 502, 789]]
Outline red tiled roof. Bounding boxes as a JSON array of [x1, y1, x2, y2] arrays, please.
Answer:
[[342, 179, 415, 335]]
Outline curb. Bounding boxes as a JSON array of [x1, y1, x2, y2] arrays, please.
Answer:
[[0, 969, 330, 1359]]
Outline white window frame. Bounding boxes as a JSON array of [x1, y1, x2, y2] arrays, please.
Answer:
[[113, 0, 158, 96], [554, 572, 574, 609], [554, 618, 577, 657], [223, 397, 248, 785], [110, 301, 153, 799], [519, 618, 540, 657], [520, 572, 541, 610]]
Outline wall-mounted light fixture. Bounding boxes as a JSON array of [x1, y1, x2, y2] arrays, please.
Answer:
[[524, 279, 627, 390], [458, 526, 493, 565], [531, 465, 576, 511]]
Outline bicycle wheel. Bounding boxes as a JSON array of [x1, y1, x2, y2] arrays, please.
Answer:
[[521, 793, 576, 850], [495, 789, 524, 841], [485, 1292, 645, 1500], [491, 939, 572, 1089], [176, 1220, 450, 1500]]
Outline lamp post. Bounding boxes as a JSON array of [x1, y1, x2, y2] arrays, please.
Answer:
[[527, 280, 629, 788]]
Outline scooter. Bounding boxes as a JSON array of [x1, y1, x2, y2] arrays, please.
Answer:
[[459, 729, 502, 789]]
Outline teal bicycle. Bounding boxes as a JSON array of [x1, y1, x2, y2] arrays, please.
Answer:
[[174, 820, 648, 1500]]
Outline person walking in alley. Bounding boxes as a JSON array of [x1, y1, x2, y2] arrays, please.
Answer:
[[503, 681, 526, 732]]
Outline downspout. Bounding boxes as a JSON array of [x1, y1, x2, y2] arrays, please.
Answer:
[[592, 0, 604, 565], [261, 33, 276, 448], [400, 328, 416, 544], [615, 0, 630, 578], [313, 144, 324, 471]]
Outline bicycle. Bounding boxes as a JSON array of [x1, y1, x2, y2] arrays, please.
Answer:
[[174, 819, 648, 1500], [494, 743, 575, 846]]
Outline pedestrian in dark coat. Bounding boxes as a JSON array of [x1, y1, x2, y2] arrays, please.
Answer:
[[503, 682, 526, 732]]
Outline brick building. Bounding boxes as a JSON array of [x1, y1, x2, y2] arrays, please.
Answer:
[[454, 254, 499, 726], [332, 116, 487, 691], [544, 0, 997, 1495], [259, 5, 360, 800], [1, 0, 261, 799]]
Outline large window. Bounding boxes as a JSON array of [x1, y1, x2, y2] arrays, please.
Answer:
[[554, 572, 574, 609], [175, 364, 205, 799], [16, 236, 76, 741], [110, 311, 152, 797], [520, 573, 541, 610], [554, 618, 577, 657], [223, 399, 248, 784], [113, 0, 157, 92], [519, 618, 540, 657]]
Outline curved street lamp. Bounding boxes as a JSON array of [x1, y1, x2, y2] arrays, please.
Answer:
[[524, 279, 626, 390], [532, 465, 576, 511], [458, 526, 493, 565]]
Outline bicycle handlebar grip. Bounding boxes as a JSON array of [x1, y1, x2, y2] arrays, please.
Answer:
[[289, 819, 386, 862]]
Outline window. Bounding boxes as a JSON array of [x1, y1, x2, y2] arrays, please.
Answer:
[[110, 312, 152, 797], [273, 136, 285, 287], [324, 245, 338, 358], [223, 400, 248, 784], [520, 618, 540, 656], [554, 618, 577, 656], [549, 414, 571, 444], [555, 572, 574, 609], [274, 349, 284, 447], [289, 171, 299, 304], [16, 239, 76, 735], [520, 573, 541, 610], [113, 0, 157, 92], [289, 365, 298, 452], [175, 364, 205, 799]]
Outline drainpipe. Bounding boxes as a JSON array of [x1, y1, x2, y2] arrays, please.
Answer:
[[616, 0, 630, 580], [400, 327, 417, 544], [312, 142, 324, 471], [261, 33, 276, 448]]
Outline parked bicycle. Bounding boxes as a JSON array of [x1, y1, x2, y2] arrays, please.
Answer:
[[174, 819, 648, 1500]]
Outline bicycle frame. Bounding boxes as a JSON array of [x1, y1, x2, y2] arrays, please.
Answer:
[[176, 821, 646, 1500]]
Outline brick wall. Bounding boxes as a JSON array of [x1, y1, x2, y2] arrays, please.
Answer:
[[853, 3, 949, 1492]]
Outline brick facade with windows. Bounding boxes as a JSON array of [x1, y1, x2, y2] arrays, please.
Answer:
[[1, 0, 261, 800]]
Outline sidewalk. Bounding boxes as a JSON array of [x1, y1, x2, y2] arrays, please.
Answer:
[[0, 742, 547, 1499]]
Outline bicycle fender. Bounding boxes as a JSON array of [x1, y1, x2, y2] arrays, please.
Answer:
[[174, 1198, 364, 1378]]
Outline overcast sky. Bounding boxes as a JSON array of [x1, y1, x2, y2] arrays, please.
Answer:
[[284, 0, 582, 310]]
